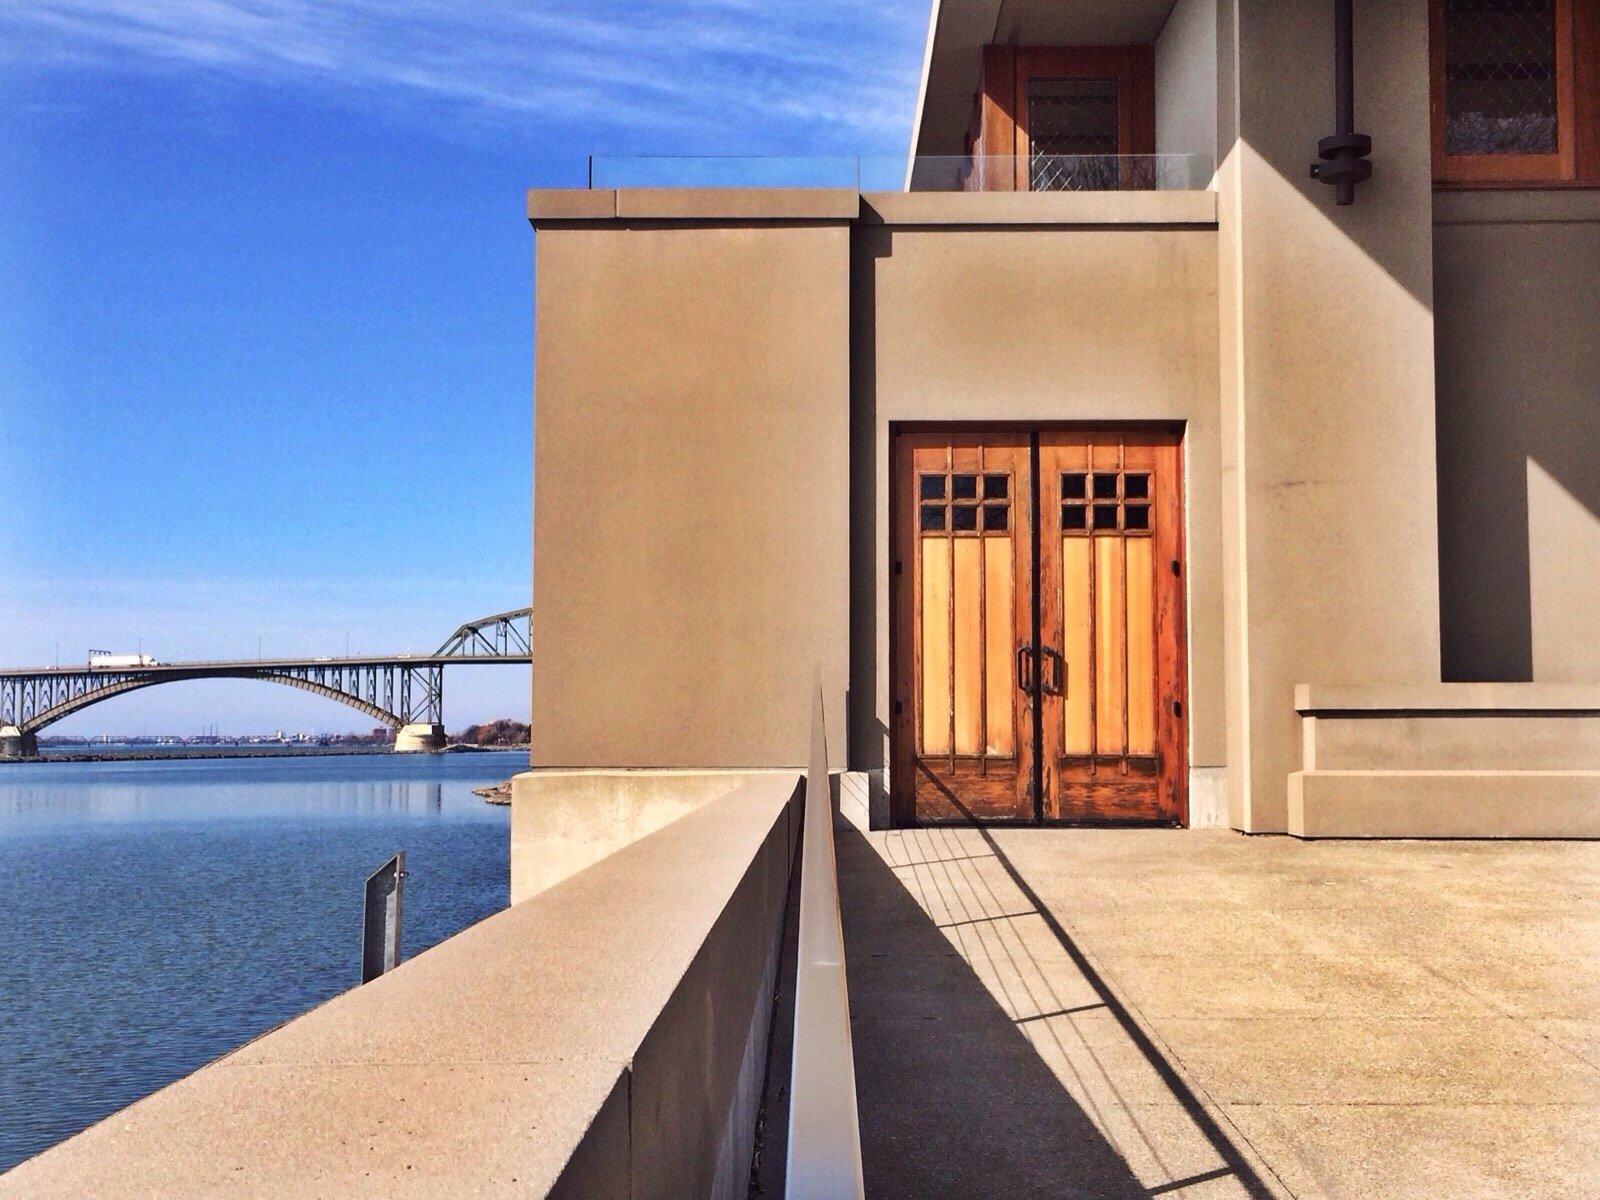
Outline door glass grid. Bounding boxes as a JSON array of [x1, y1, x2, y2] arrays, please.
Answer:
[[1061, 471, 1152, 534], [919, 472, 1012, 534]]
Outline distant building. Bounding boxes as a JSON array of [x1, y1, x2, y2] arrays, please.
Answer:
[[524, 0, 1600, 837]]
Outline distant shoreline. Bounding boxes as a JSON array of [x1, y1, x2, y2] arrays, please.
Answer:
[[5, 744, 531, 765]]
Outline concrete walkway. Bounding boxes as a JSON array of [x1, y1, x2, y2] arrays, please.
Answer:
[[839, 807, 1600, 1198]]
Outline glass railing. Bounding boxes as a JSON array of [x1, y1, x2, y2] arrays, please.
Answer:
[[584, 154, 1211, 192]]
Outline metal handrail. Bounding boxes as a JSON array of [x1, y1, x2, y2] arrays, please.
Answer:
[[785, 684, 865, 1199]]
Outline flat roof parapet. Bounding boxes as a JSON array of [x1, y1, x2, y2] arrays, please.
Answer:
[[527, 187, 860, 224], [527, 186, 1217, 229]]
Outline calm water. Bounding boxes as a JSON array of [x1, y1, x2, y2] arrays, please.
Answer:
[[0, 751, 521, 1172]]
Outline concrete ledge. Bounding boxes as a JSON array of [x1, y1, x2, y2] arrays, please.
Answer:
[[0, 775, 804, 1199], [1296, 682, 1600, 713], [614, 187, 859, 221], [859, 189, 1218, 227], [527, 187, 617, 222], [510, 768, 796, 903], [1433, 187, 1600, 225], [1289, 770, 1600, 838]]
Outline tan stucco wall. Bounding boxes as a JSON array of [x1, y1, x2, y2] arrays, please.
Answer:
[[1434, 190, 1600, 685], [849, 216, 1225, 789], [1217, 1, 1442, 830], [531, 217, 850, 767]]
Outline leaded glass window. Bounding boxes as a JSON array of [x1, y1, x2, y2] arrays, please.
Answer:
[[1027, 77, 1120, 191], [1442, 0, 1559, 155]]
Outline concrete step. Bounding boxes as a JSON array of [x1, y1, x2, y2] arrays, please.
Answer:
[[1304, 712, 1600, 772], [1289, 770, 1600, 838], [1292, 684, 1600, 838]]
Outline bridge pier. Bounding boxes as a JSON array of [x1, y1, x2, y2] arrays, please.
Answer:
[[394, 723, 447, 753], [1, 726, 39, 760]]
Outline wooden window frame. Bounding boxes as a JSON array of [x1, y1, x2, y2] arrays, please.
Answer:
[[966, 45, 1155, 192], [1430, 0, 1600, 187]]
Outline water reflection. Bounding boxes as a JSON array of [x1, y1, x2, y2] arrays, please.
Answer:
[[0, 760, 467, 825]]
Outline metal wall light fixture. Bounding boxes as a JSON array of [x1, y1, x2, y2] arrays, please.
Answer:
[[1311, 0, 1372, 205]]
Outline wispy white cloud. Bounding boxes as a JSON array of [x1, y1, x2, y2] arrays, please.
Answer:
[[3, 0, 926, 145]]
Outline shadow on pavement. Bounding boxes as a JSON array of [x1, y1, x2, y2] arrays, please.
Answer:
[[838, 823, 1279, 1199]]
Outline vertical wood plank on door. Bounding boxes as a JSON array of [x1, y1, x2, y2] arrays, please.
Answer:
[[1125, 536, 1156, 754], [921, 536, 952, 756], [1093, 536, 1126, 753], [953, 538, 983, 755], [1061, 537, 1093, 754], [983, 537, 1015, 755]]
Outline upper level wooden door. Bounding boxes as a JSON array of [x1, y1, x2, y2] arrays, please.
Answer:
[[966, 45, 1156, 191], [891, 427, 1186, 827]]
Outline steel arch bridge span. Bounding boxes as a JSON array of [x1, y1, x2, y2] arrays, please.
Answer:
[[0, 608, 530, 756], [15, 663, 442, 736]]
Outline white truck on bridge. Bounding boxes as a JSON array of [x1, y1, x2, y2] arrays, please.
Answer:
[[87, 651, 160, 669]]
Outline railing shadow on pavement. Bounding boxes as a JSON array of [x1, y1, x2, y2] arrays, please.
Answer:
[[835, 814, 1282, 1200]]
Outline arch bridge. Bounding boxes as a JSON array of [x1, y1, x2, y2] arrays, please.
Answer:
[[0, 608, 531, 760]]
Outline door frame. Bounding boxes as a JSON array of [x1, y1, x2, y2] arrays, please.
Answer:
[[888, 421, 1189, 828]]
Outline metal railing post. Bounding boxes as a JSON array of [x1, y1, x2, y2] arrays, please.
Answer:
[[785, 682, 865, 1199]]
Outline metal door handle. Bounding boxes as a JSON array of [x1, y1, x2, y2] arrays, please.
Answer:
[[1016, 644, 1035, 693], [1040, 647, 1065, 697]]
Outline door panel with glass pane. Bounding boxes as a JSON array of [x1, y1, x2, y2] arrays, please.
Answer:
[[1038, 431, 1186, 824], [891, 432, 1035, 823]]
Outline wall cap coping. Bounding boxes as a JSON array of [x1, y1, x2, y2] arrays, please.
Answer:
[[526, 187, 617, 221], [859, 188, 1218, 227], [0, 774, 802, 1198], [1296, 682, 1600, 715], [528, 187, 859, 224], [526, 187, 1218, 228]]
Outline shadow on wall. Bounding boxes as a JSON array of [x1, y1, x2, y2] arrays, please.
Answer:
[[837, 822, 1276, 1199], [1435, 215, 1600, 682], [847, 226, 889, 776]]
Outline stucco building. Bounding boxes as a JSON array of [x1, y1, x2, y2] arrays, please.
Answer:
[[522, 0, 1600, 839], [6, 4, 1599, 1198]]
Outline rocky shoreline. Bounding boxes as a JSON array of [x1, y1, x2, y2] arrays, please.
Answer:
[[472, 778, 513, 805]]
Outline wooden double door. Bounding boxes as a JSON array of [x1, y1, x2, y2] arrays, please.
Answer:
[[890, 428, 1187, 826]]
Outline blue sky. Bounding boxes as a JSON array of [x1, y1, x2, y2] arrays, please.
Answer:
[[0, 0, 927, 734]]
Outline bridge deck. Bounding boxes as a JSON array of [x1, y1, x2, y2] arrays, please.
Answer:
[[0, 655, 530, 678]]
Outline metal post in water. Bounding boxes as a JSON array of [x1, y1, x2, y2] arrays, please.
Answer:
[[361, 851, 405, 983]]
